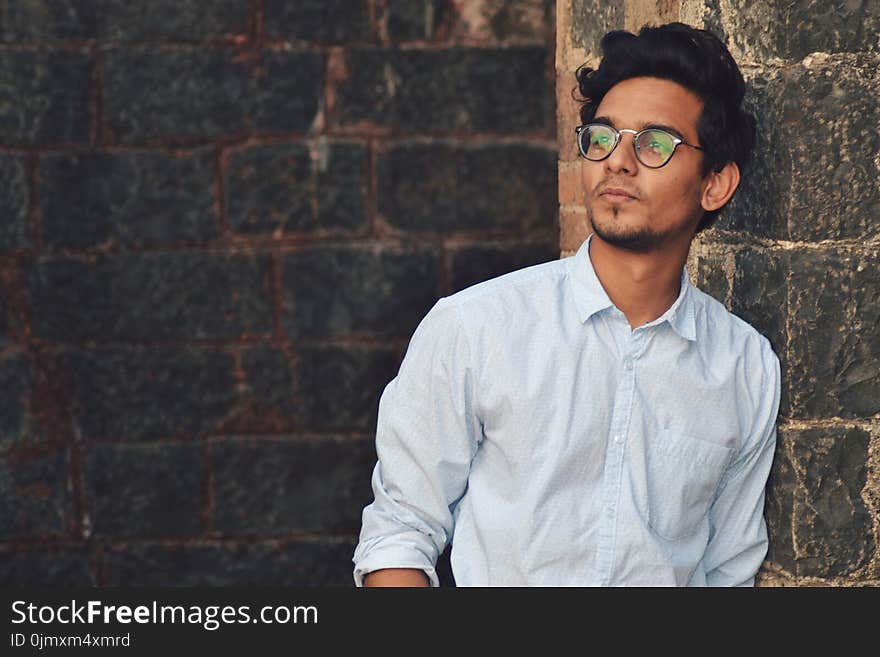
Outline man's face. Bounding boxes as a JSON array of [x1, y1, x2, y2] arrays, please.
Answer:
[[580, 76, 709, 252]]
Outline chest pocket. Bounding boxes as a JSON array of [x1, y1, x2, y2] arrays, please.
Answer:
[[645, 429, 734, 541]]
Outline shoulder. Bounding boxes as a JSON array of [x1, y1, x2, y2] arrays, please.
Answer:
[[438, 257, 569, 315], [690, 285, 780, 384]]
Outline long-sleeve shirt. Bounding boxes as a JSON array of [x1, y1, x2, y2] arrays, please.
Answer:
[[353, 234, 781, 586]]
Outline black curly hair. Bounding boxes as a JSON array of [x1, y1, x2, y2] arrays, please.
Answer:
[[574, 22, 757, 231]]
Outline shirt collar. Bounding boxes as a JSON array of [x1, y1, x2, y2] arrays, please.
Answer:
[[567, 234, 697, 342]]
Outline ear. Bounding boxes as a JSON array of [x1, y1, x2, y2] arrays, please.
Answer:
[[700, 161, 740, 212]]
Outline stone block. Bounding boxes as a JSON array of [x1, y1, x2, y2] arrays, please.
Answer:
[[0, 447, 71, 539], [788, 249, 879, 418], [0, 547, 95, 585], [84, 443, 205, 538], [65, 347, 239, 442], [449, 241, 559, 293], [779, 56, 879, 241], [99, 0, 249, 42], [251, 51, 323, 133], [0, 154, 30, 251], [787, 426, 875, 578], [282, 247, 440, 338], [0, 353, 33, 452], [731, 247, 787, 364], [226, 141, 365, 235], [724, 0, 879, 62], [378, 142, 557, 233], [0, 51, 91, 145], [213, 436, 375, 534], [39, 149, 217, 250], [28, 251, 272, 341], [569, 0, 624, 53], [263, 0, 371, 43], [102, 539, 359, 586], [299, 346, 399, 433], [690, 244, 732, 307], [226, 143, 312, 234], [0, 0, 97, 42], [384, 0, 447, 41], [1, 0, 248, 42], [103, 49, 248, 143], [450, 0, 553, 43], [337, 47, 550, 132], [712, 72, 790, 239]]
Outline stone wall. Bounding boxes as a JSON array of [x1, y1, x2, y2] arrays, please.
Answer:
[[558, 0, 879, 585], [0, 0, 558, 585]]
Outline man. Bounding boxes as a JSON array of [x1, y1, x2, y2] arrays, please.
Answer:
[[353, 22, 781, 586]]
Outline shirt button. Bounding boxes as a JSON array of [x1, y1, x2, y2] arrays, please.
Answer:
[[624, 359, 633, 371]]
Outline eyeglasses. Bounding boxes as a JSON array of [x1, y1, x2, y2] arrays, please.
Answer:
[[575, 123, 703, 168]]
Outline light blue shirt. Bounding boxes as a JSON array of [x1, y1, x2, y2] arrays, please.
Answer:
[[354, 235, 781, 586]]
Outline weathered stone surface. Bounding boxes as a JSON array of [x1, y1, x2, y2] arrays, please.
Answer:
[[764, 433, 796, 573], [712, 72, 790, 239], [0, 447, 71, 539], [731, 247, 787, 364], [569, 0, 624, 52], [378, 143, 557, 233], [227, 144, 311, 234], [226, 141, 365, 235], [299, 346, 399, 433], [213, 436, 374, 534], [690, 246, 732, 306], [28, 252, 272, 341], [224, 345, 299, 433], [0, 353, 33, 452], [385, 0, 447, 41], [788, 249, 879, 418], [282, 247, 440, 338], [263, 0, 371, 43], [451, 0, 554, 43], [84, 443, 205, 538], [788, 426, 874, 578], [724, 0, 879, 62], [103, 49, 248, 143], [1, 0, 248, 42], [779, 56, 879, 241], [99, 0, 248, 42], [102, 539, 359, 586], [251, 51, 323, 133], [0, 547, 95, 585], [337, 48, 551, 132], [40, 150, 217, 250], [0, 51, 91, 145], [65, 347, 238, 442], [0, 155, 30, 251], [449, 241, 559, 293]]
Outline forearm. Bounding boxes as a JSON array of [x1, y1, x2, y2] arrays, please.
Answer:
[[363, 568, 430, 587]]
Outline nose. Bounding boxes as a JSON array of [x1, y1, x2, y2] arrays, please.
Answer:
[[604, 130, 639, 175]]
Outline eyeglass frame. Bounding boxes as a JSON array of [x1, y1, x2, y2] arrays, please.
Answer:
[[574, 123, 704, 169]]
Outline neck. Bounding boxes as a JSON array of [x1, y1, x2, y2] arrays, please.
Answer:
[[588, 233, 690, 330]]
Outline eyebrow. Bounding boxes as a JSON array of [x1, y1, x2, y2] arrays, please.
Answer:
[[592, 115, 687, 141]]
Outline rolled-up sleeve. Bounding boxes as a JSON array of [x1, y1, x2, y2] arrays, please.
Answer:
[[353, 298, 481, 587], [703, 340, 782, 586]]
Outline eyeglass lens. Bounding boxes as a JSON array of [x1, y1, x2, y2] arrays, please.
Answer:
[[579, 124, 676, 167]]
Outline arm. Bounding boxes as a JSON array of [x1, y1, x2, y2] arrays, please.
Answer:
[[363, 569, 429, 587], [353, 299, 481, 587], [703, 341, 781, 586]]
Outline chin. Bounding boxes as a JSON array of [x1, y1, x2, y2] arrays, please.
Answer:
[[589, 210, 664, 252]]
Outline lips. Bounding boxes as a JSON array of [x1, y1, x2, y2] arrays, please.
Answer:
[[598, 186, 638, 200]]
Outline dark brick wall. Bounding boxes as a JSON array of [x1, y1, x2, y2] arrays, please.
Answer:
[[0, 0, 558, 586]]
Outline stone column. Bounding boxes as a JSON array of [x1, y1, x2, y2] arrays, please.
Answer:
[[558, 0, 879, 585]]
